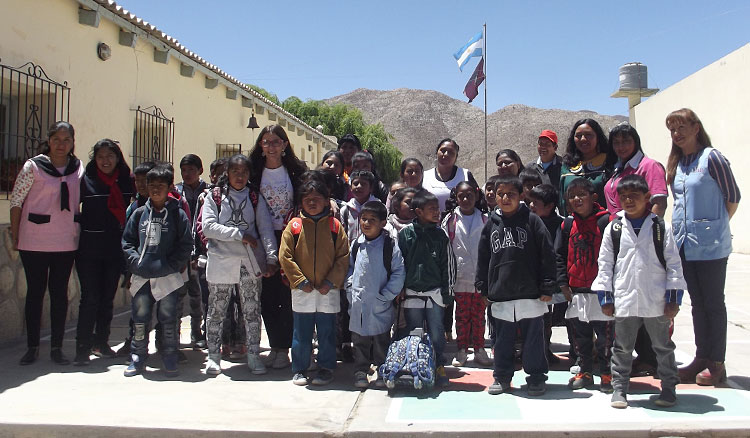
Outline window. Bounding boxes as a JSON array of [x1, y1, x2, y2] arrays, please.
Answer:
[[0, 60, 70, 195], [132, 105, 174, 168], [216, 143, 242, 159]]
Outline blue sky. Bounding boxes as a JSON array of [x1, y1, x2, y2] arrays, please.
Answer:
[[120, 0, 749, 116]]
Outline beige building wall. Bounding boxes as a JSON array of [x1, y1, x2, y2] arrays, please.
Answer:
[[0, 0, 335, 342], [632, 43, 749, 254]]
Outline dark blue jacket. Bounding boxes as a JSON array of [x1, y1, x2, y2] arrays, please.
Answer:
[[121, 198, 193, 278], [78, 161, 135, 259]]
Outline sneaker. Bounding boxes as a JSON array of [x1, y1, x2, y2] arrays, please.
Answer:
[[354, 371, 369, 389], [163, 354, 179, 377], [230, 344, 247, 360], [73, 347, 91, 366], [292, 372, 309, 386], [124, 354, 146, 377], [50, 348, 70, 365], [611, 390, 628, 409], [474, 348, 493, 366], [568, 372, 594, 390], [311, 368, 334, 386], [653, 387, 677, 407], [527, 381, 546, 396], [19, 347, 39, 366], [452, 349, 468, 367], [488, 379, 512, 395], [177, 350, 188, 364], [205, 356, 221, 375], [600, 374, 614, 393], [272, 349, 291, 369], [92, 344, 117, 358], [569, 357, 581, 374], [247, 352, 268, 375], [436, 366, 450, 388]]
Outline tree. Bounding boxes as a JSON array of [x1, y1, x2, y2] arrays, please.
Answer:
[[247, 84, 280, 106], [281, 97, 402, 183]]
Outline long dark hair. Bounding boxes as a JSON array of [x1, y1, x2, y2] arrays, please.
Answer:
[[563, 118, 615, 168], [248, 124, 308, 190], [217, 154, 252, 193], [495, 149, 523, 176], [40, 121, 76, 158], [444, 180, 488, 215], [89, 138, 130, 176], [665, 108, 711, 185], [320, 150, 345, 177]]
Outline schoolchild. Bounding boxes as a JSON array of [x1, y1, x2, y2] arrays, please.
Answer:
[[519, 167, 544, 201], [127, 161, 156, 218], [176, 154, 207, 349], [592, 174, 685, 408], [556, 177, 615, 391], [387, 187, 418, 235], [385, 181, 406, 211], [442, 181, 492, 367], [279, 176, 350, 386], [526, 184, 569, 363], [200, 154, 278, 375], [484, 175, 501, 211], [340, 170, 379, 244], [121, 164, 193, 377], [475, 176, 556, 396], [398, 189, 456, 387], [346, 201, 406, 388], [350, 151, 389, 203], [319, 150, 348, 201]]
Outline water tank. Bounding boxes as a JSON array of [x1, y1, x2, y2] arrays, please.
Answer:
[[618, 63, 648, 90]]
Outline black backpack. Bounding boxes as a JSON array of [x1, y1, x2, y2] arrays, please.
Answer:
[[609, 216, 667, 269], [351, 230, 393, 280]]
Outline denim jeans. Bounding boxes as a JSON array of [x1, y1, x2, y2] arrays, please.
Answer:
[[130, 283, 179, 357], [404, 304, 446, 367], [292, 312, 337, 373]]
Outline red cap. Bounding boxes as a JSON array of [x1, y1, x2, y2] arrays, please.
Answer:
[[539, 129, 558, 145]]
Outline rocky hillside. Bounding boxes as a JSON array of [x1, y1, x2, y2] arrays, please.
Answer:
[[326, 88, 627, 183]]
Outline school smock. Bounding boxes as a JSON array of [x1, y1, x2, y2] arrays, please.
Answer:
[[441, 207, 486, 292], [591, 211, 686, 318], [201, 185, 277, 284], [345, 232, 405, 336], [604, 151, 667, 215]]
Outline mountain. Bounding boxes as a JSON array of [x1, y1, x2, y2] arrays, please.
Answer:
[[326, 88, 628, 183]]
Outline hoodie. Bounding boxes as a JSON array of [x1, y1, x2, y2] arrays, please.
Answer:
[[474, 204, 556, 302], [555, 203, 610, 290], [122, 197, 193, 279]]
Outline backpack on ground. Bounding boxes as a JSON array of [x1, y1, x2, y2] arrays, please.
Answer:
[[609, 215, 667, 269], [379, 326, 436, 391], [351, 229, 393, 280]]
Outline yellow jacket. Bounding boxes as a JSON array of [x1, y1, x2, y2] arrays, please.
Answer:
[[279, 211, 350, 290]]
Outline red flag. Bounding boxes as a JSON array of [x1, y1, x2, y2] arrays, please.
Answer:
[[463, 58, 485, 103]]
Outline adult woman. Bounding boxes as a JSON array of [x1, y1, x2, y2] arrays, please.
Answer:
[[422, 138, 477, 212], [249, 124, 308, 369], [495, 149, 523, 177], [73, 139, 134, 365], [666, 109, 740, 386], [9, 121, 84, 365], [319, 150, 347, 201], [558, 119, 616, 214], [604, 123, 667, 216]]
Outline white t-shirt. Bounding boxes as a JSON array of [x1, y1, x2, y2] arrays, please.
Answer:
[[422, 167, 469, 211], [260, 166, 294, 231]]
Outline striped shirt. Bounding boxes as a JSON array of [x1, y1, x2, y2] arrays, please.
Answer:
[[681, 148, 741, 203]]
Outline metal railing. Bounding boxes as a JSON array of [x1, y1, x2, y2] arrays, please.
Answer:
[[216, 143, 242, 159], [0, 59, 70, 196], [132, 105, 174, 168]]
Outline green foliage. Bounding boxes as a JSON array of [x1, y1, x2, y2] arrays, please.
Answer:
[[247, 84, 280, 105], [281, 97, 402, 183]]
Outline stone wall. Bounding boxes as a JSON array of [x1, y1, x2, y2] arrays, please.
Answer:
[[0, 224, 131, 344]]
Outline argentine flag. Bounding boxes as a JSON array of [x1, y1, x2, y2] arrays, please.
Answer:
[[453, 31, 483, 71]]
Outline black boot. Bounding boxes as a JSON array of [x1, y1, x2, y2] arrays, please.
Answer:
[[19, 347, 39, 365], [74, 345, 91, 366], [51, 348, 70, 365]]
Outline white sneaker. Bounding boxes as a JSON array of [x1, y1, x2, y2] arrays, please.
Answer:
[[272, 349, 291, 369], [452, 349, 468, 367], [247, 352, 267, 375], [474, 348, 492, 366], [205, 356, 221, 375], [354, 371, 369, 389]]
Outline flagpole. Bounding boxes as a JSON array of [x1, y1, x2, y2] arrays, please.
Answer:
[[483, 22, 487, 182]]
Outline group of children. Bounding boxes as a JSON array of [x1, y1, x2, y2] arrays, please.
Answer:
[[120, 147, 685, 409]]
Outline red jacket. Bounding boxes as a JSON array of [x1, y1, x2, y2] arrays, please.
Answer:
[[556, 204, 610, 289]]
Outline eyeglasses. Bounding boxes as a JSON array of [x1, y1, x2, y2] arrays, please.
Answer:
[[262, 139, 284, 148], [574, 133, 595, 140], [497, 160, 516, 167]]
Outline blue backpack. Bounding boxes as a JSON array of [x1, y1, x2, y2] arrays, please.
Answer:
[[379, 327, 436, 390]]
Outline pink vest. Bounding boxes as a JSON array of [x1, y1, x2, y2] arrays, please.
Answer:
[[18, 157, 84, 252]]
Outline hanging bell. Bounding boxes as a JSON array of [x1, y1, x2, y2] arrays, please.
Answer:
[[247, 115, 260, 129]]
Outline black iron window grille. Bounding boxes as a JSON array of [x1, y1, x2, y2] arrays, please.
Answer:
[[0, 59, 70, 196], [132, 105, 174, 168], [216, 143, 242, 159]]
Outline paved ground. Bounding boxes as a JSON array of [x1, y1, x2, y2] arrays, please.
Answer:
[[1, 254, 750, 437]]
